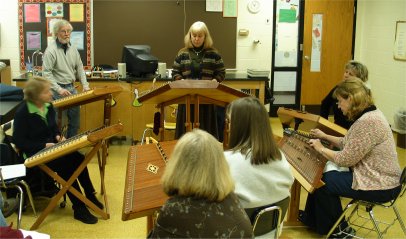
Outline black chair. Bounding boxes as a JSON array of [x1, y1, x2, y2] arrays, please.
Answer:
[[326, 167, 406, 239], [0, 143, 37, 229], [245, 197, 290, 238]]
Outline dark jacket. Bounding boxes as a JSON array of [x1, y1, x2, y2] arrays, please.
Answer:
[[13, 101, 60, 158], [149, 193, 253, 238], [320, 86, 352, 129]]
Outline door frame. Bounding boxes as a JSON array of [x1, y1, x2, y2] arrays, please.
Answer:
[[270, 0, 357, 116]]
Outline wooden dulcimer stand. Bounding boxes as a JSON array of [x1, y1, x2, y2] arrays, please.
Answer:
[[276, 107, 347, 226], [137, 80, 249, 143], [24, 123, 123, 230], [52, 85, 123, 195]]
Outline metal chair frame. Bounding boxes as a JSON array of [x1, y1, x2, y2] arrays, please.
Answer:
[[326, 167, 406, 239], [245, 196, 290, 239], [1, 169, 37, 229], [252, 205, 283, 239]]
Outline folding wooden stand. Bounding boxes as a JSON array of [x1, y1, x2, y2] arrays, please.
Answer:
[[24, 123, 123, 230], [137, 80, 249, 143], [31, 142, 107, 230], [52, 85, 122, 195]]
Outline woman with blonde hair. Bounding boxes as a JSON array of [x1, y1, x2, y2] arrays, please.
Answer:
[[172, 21, 226, 141], [302, 77, 402, 237], [149, 129, 253, 238]]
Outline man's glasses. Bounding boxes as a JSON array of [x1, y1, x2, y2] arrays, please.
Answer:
[[59, 30, 72, 34]]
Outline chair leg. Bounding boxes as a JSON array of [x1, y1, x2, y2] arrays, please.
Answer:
[[13, 185, 24, 229], [393, 205, 406, 234], [18, 180, 37, 216], [368, 208, 383, 239]]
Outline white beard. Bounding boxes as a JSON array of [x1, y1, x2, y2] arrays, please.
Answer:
[[58, 37, 70, 44]]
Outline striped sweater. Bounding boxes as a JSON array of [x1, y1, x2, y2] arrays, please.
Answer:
[[172, 48, 225, 82]]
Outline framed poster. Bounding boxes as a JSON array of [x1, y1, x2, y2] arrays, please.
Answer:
[[394, 21, 406, 61]]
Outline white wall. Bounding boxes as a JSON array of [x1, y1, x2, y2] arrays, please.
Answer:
[[1, 0, 404, 125], [354, 0, 406, 126], [236, 0, 274, 70], [0, 0, 20, 78]]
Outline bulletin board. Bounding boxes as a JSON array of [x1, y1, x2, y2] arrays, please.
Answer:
[[18, 0, 91, 70]]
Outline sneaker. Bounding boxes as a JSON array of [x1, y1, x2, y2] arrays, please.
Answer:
[[73, 206, 98, 224], [330, 226, 356, 239], [87, 194, 104, 210]]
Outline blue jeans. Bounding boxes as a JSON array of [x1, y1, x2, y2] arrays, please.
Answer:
[[303, 171, 401, 235], [53, 84, 80, 138]]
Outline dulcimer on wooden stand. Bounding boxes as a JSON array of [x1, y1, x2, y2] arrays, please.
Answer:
[[276, 107, 347, 224], [25, 123, 123, 230]]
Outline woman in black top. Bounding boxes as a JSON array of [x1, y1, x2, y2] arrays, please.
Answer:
[[13, 77, 103, 224], [320, 60, 368, 129]]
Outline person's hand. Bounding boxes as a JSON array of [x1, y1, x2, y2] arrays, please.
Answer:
[[212, 79, 218, 82], [83, 86, 91, 91], [308, 139, 323, 152], [45, 143, 55, 148], [55, 135, 66, 142], [58, 88, 71, 97], [310, 128, 326, 139]]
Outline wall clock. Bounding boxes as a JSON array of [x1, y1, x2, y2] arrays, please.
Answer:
[[247, 0, 261, 14]]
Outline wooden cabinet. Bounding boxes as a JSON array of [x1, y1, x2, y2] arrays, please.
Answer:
[[78, 81, 133, 136], [79, 81, 173, 143], [1, 60, 12, 85]]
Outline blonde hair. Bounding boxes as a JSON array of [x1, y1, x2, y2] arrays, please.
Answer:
[[226, 97, 281, 164], [161, 129, 234, 202], [24, 76, 50, 102], [345, 60, 369, 82], [183, 21, 214, 49], [333, 77, 374, 120]]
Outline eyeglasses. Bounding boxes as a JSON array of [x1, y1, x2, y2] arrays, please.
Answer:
[[59, 30, 72, 34]]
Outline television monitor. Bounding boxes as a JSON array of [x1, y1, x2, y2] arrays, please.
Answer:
[[121, 45, 158, 77]]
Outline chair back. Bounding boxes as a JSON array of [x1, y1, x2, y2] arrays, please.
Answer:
[[0, 143, 19, 166], [397, 167, 406, 198], [245, 196, 290, 237]]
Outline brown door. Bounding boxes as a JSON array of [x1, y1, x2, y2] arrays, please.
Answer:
[[301, 0, 355, 105]]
